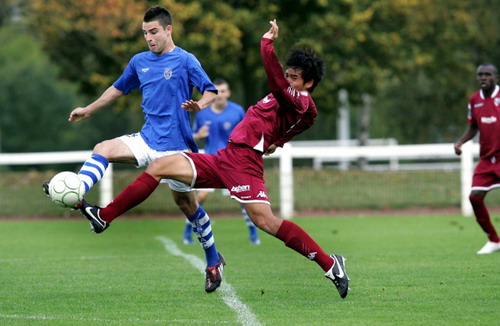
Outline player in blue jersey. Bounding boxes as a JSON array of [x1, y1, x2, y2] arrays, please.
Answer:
[[42, 6, 225, 293], [182, 79, 261, 245]]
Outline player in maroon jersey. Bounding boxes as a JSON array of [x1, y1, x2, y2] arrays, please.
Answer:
[[79, 19, 349, 298], [455, 63, 500, 254]]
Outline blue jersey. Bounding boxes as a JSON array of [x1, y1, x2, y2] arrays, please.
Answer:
[[113, 47, 217, 152], [193, 101, 245, 154]]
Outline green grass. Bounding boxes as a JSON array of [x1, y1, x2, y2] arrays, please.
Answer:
[[1, 214, 499, 325]]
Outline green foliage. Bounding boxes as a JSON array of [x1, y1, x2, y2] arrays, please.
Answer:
[[2, 0, 500, 149], [0, 24, 81, 152]]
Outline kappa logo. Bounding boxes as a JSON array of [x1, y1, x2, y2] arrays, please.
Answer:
[[257, 191, 267, 198], [163, 68, 173, 80], [141, 68, 150, 73], [231, 185, 250, 193], [495, 98, 500, 107], [262, 96, 271, 104], [307, 252, 317, 260], [481, 116, 497, 124]]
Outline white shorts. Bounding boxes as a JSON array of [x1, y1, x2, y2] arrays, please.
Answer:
[[118, 133, 193, 192]]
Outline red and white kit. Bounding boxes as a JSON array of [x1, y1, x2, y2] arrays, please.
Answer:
[[468, 85, 500, 190]]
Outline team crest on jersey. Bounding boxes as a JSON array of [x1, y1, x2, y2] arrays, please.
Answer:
[[163, 68, 173, 80], [495, 98, 500, 107], [223, 122, 232, 130]]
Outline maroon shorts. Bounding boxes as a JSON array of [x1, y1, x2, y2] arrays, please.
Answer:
[[183, 143, 270, 204], [472, 158, 500, 191]]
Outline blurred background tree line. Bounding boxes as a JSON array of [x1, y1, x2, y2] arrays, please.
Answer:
[[1, 0, 500, 154]]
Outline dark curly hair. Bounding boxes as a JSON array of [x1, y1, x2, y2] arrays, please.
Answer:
[[286, 48, 325, 93], [144, 6, 173, 28]]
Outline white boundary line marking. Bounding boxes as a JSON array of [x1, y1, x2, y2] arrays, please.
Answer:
[[156, 236, 262, 326]]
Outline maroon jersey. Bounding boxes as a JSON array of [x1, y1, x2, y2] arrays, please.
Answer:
[[468, 85, 500, 159], [229, 38, 318, 152]]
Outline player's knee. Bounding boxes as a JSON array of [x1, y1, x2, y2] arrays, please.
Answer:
[[173, 194, 198, 215], [248, 211, 279, 234], [92, 141, 111, 157], [469, 194, 484, 207]]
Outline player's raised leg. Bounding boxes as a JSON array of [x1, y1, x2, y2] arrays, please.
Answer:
[[78, 153, 225, 292], [244, 202, 349, 299]]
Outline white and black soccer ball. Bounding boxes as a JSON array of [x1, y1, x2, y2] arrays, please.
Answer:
[[48, 171, 85, 208]]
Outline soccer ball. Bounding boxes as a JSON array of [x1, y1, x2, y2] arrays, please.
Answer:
[[48, 171, 85, 208]]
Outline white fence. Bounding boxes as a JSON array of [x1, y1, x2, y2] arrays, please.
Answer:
[[0, 142, 478, 218]]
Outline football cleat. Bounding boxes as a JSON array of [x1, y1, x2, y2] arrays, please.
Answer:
[[325, 254, 350, 299], [205, 253, 225, 293], [79, 199, 109, 234], [477, 241, 500, 254], [42, 181, 50, 197]]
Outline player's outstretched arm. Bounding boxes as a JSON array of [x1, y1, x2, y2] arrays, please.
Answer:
[[68, 86, 123, 122]]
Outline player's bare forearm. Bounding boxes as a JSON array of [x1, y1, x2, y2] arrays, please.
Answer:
[[68, 86, 123, 122], [182, 91, 216, 112], [454, 126, 478, 155]]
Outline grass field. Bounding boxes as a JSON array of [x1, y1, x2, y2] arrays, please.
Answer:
[[1, 214, 499, 325]]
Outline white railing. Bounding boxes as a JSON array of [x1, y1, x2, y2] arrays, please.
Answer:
[[0, 142, 478, 218], [0, 150, 114, 207], [271, 141, 477, 218]]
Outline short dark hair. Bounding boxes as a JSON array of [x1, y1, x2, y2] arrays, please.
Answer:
[[213, 78, 228, 86], [479, 63, 498, 76], [144, 6, 172, 28], [286, 48, 325, 93]]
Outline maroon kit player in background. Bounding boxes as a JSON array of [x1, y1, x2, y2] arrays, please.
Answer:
[[79, 19, 350, 298], [455, 63, 500, 254]]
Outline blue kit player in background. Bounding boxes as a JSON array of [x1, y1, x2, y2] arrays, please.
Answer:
[[182, 79, 261, 245], [42, 6, 226, 293]]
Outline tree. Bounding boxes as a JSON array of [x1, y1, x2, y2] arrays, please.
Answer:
[[25, 0, 500, 144], [0, 24, 81, 152]]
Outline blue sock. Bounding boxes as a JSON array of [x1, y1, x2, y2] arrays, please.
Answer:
[[241, 204, 259, 243], [188, 205, 219, 266], [184, 218, 193, 234], [78, 154, 109, 193]]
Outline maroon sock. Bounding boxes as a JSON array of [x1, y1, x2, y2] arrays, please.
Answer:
[[275, 220, 334, 272], [470, 195, 500, 242], [100, 172, 159, 223]]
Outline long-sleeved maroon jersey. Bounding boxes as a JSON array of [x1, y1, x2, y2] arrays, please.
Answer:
[[229, 38, 318, 152]]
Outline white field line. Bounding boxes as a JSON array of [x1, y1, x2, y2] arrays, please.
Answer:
[[156, 236, 263, 326]]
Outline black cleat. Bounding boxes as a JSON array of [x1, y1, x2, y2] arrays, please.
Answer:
[[205, 253, 225, 293], [42, 181, 50, 197], [79, 199, 109, 234], [325, 254, 350, 299]]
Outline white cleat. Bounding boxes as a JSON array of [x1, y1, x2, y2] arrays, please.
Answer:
[[477, 241, 500, 254]]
